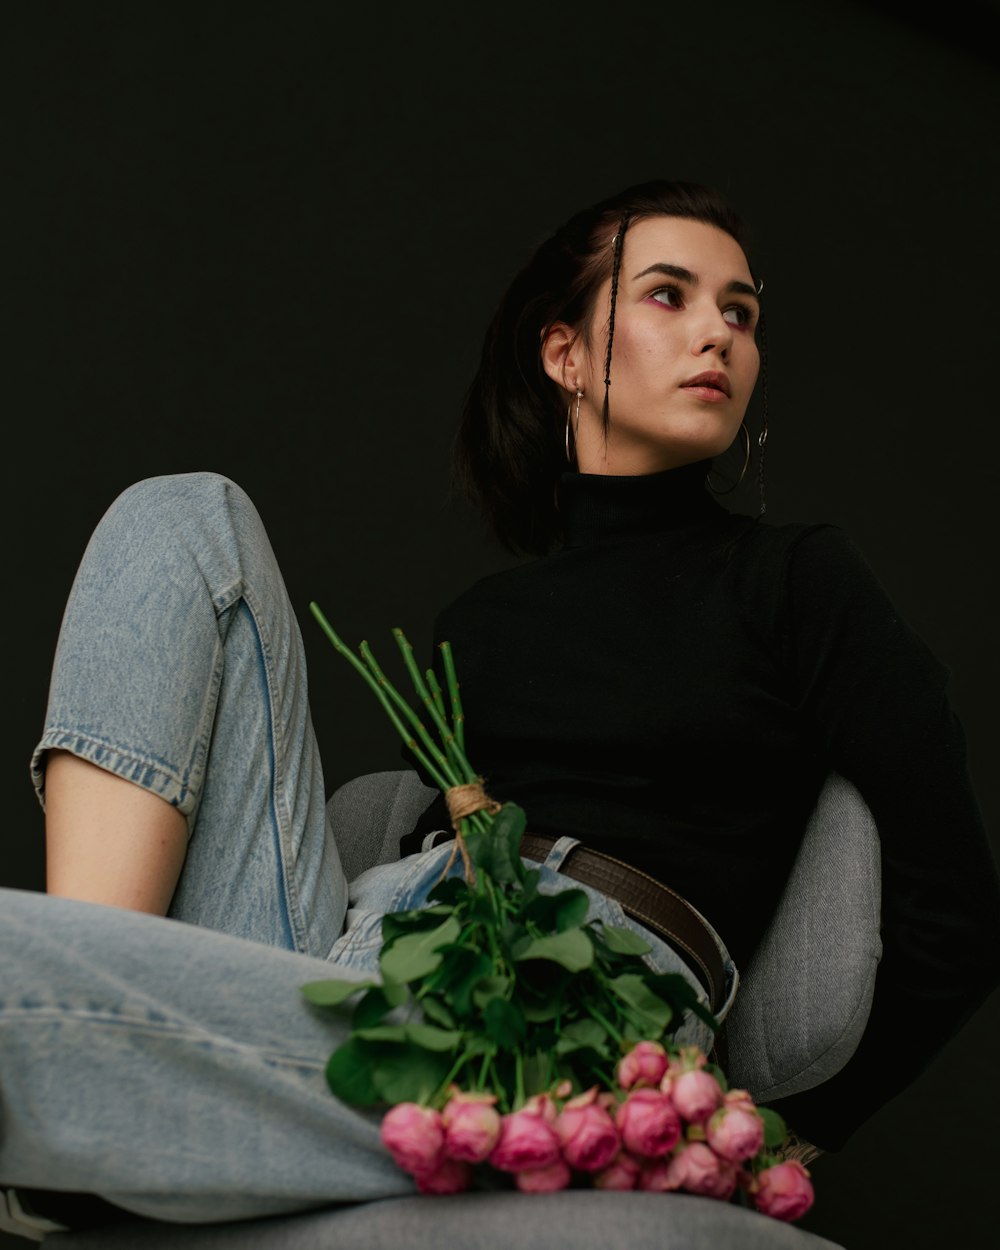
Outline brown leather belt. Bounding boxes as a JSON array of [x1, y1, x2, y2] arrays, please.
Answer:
[[519, 833, 727, 1015]]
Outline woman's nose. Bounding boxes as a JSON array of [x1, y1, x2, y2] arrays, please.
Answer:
[[690, 307, 733, 358]]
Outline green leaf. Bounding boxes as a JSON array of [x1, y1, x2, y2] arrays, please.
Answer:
[[608, 974, 674, 1032], [758, 1106, 787, 1149], [501, 918, 528, 950], [519, 995, 560, 1022], [423, 946, 493, 1016], [561, 1018, 608, 1048], [354, 1025, 407, 1043], [644, 971, 718, 1031], [689, 999, 720, 1030], [526, 888, 590, 934], [600, 924, 652, 956], [372, 1042, 453, 1105], [353, 985, 407, 1029], [556, 1036, 610, 1059], [381, 979, 410, 1007], [381, 905, 453, 947], [427, 877, 470, 907], [472, 975, 513, 1009], [520, 868, 541, 904], [554, 1015, 611, 1059], [379, 915, 461, 983], [464, 892, 498, 925], [461, 1035, 493, 1058], [490, 803, 528, 884], [484, 997, 526, 1048], [419, 996, 457, 1028], [301, 978, 376, 1007], [522, 1050, 552, 1098], [406, 1022, 462, 1051], [515, 928, 594, 972], [622, 1018, 647, 1043], [464, 826, 493, 875], [643, 971, 701, 1008], [325, 1038, 381, 1105]]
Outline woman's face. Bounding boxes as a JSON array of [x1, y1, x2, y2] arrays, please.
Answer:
[[543, 215, 760, 476]]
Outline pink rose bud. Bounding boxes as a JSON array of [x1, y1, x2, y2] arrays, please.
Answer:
[[556, 1088, 621, 1173], [489, 1105, 562, 1173], [671, 1069, 724, 1124], [415, 1155, 473, 1195], [671, 1141, 739, 1200], [594, 1152, 642, 1191], [617, 1040, 669, 1089], [665, 1044, 709, 1079], [616, 1088, 682, 1158], [638, 1158, 684, 1192], [442, 1090, 502, 1163], [706, 1097, 765, 1163], [380, 1102, 444, 1176], [515, 1157, 573, 1192], [752, 1160, 815, 1222]]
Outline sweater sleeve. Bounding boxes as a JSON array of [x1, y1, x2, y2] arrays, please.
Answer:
[[765, 525, 1000, 1149]]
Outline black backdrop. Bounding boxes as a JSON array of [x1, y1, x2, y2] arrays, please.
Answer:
[[5, 3, 999, 1246]]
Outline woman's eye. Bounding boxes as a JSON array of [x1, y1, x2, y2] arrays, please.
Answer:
[[723, 305, 753, 328], [650, 286, 684, 309]]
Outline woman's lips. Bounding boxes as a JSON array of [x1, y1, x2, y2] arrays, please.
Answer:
[[680, 371, 731, 402], [680, 384, 730, 403]]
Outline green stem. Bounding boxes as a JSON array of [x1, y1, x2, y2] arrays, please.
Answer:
[[439, 642, 465, 752], [358, 640, 461, 787], [425, 668, 447, 725], [395, 631, 477, 784], [514, 1049, 525, 1108], [479, 876, 508, 969], [426, 667, 476, 786], [587, 1003, 624, 1044], [434, 1047, 474, 1105], [309, 604, 450, 791]]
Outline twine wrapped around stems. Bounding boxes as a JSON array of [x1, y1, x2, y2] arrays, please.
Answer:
[[439, 781, 502, 883], [446, 781, 501, 826]]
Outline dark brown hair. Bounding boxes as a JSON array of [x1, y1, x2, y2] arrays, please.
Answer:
[[454, 180, 759, 555]]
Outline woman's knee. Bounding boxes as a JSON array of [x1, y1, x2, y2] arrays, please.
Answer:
[[81, 472, 276, 611], [98, 471, 249, 546]]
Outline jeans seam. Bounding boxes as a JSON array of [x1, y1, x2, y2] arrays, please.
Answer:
[[237, 586, 308, 956], [2, 1008, 328, 1072]]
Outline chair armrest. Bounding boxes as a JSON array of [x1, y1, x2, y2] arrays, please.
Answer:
[[326, 770, 439, 884], [724, 773, 882, 1102]]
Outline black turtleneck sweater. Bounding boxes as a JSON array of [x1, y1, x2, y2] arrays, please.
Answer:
[[405, 463, 1000, 1150]]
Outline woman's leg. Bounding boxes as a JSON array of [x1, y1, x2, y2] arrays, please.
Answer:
[[0, 888, 412, 1222], [32, 472, 347, 956], [45, 751, 190, 914]]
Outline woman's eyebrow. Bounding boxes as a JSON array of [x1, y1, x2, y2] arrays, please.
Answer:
[[633, 262, 695, 283], [632, 263, 759, 302]]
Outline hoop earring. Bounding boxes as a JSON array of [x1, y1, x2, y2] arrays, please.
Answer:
[[756, 307, 769, 516], [706, 422, 751, 495], [756, 422, 768, 515], [565, 390, 583, 464]]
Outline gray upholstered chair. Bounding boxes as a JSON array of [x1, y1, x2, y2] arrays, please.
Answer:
[[37, 770, 879, 1249]]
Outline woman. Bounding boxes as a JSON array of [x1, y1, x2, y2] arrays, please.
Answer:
[[3, 181, 998, 1226]]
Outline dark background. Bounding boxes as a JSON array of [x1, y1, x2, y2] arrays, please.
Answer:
[[4, 2, 999, 1246]]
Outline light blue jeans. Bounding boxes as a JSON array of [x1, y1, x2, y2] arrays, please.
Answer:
[[2, 473, 735, 1223]]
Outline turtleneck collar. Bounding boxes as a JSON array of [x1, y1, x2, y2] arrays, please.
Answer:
[[558, 460, 724, 548]]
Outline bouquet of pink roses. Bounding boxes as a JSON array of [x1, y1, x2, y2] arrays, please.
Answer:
[[302, 606, 814, 1223]]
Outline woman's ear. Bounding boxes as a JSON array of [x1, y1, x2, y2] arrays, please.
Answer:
[[540, 322, 585, 394]]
